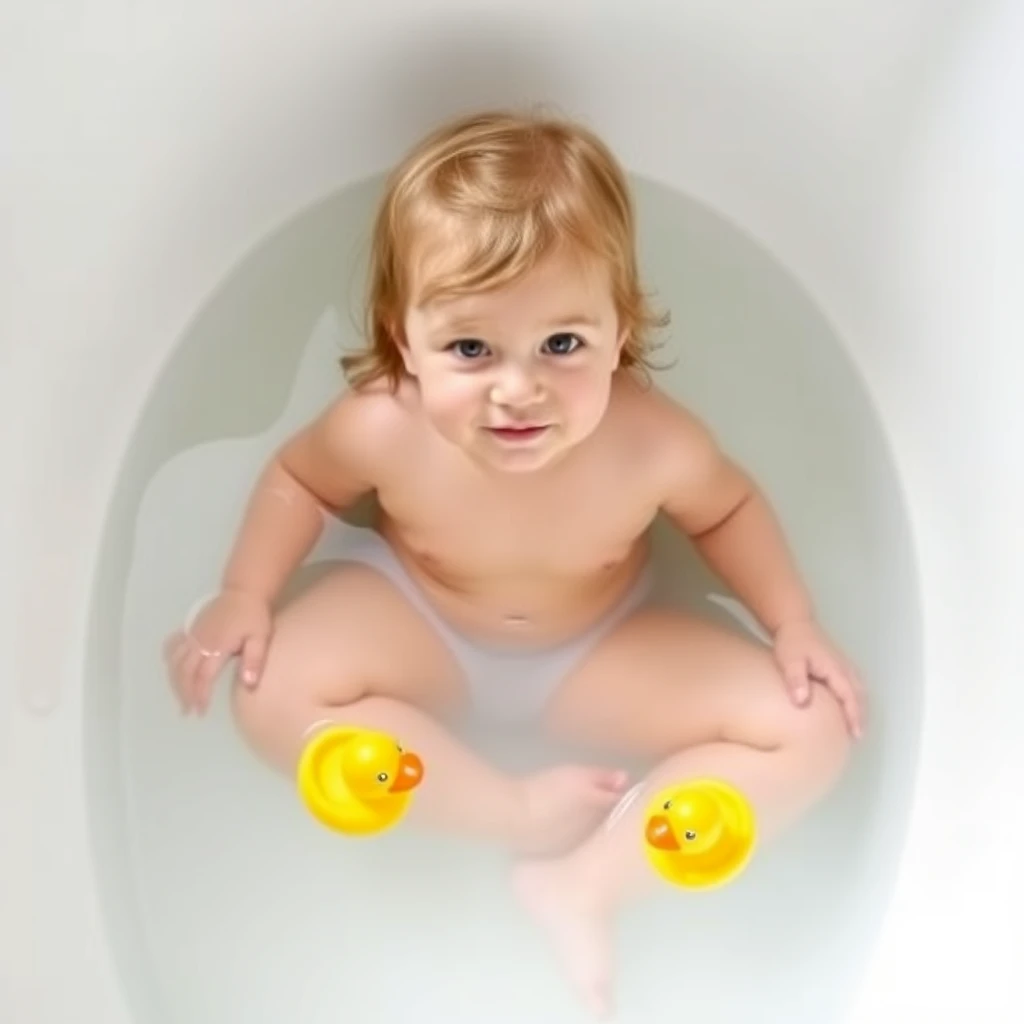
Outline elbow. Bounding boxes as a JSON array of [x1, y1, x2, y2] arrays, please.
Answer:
[[263, 456, 331, 514], [689, 483, 756, 540]]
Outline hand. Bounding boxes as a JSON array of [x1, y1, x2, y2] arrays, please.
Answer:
[[772, 618, 865, 739], [163, 588, 273, 715]]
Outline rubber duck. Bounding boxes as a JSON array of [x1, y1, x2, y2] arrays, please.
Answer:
[[643, 778, 756, 889], [297, 726, 424, 836]]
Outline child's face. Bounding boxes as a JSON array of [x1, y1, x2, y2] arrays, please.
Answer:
[[400, 249, 626, 473]]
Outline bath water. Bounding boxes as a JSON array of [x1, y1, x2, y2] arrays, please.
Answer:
[[86, 175, 922, 1023]]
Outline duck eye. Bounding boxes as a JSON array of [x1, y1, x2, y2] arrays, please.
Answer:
[[663, 800, 672, 810], [684, 830, 697, 841], [377, 772, 389, 783]]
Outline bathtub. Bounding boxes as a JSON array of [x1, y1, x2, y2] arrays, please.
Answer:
[[4, 0, 1022, 1021]]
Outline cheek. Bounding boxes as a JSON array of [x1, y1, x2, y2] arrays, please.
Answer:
[[418, 371, 485, 427], [554, 367, 612, 416]]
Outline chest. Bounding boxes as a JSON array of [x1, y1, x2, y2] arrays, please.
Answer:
[[378, 454, 658, 575]]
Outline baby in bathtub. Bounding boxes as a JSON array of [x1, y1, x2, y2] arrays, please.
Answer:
[[164, 109, 863, 1017]]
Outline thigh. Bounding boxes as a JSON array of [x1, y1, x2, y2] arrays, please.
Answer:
[[234, 562, 466, 745], [544, 607, 835, 760]]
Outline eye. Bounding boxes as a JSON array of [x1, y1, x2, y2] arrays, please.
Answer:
[[542, 332, 583, 355], [377, 772, 389, 783], [449, 338, 489, 359], [663, 800, 672, 810], [684, 830, 697, 841]]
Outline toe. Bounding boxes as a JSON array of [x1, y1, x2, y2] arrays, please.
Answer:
[[590, 769, 629, 799], [576, 959, 615, 1019], [587, 987, 614, 1020]]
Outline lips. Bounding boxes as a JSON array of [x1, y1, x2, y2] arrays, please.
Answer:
[[488, 425, 549, 441]]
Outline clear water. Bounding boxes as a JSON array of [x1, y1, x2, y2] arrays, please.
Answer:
[[86, 175, 922, 1024]]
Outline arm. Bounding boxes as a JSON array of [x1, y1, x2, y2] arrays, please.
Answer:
[[658, 409, 814, 635], [655, 400, 864, 735], [221, 393, 377, 604]]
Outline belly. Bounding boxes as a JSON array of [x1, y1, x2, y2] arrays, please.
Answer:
[[379, 522, 651, 647]]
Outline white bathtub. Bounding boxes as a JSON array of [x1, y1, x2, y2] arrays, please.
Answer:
[[3, 1, 1022, 1021]]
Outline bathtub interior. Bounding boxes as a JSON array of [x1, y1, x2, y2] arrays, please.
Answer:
[[85, 172, 921, 1024]]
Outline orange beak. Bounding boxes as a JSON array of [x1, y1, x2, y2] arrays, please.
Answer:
[[645, 814, 681, 851], [389, 751, 424, 793]]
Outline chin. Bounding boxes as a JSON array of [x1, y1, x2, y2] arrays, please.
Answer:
[[491, 451, 561, 473], [479, 433, 584, 474]]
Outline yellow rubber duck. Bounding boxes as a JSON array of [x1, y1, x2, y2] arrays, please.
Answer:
[[297, 726, 424, 836], [643, 779, 757, 889]]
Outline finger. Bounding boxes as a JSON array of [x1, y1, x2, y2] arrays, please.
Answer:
[[842, 662, 867, 711], [162, 631, 187, 665], [183, 621, 223, 659], [853, 675, 868, 732], [193, 650, 229, 714], [819, 656, 866, 737], [586, 768, 630, 796], [780, 656, 811, 705], [176, 646, 205, 713], [836, 683, 863, 740], [237, 632, 269, 688], [167, 658, 191, 714], [164, 632, 197, 680], [823, 671, 863, 739], [167, 635, 199, 709], [847, 673, 866, 738], [847, 663, 868, 703]]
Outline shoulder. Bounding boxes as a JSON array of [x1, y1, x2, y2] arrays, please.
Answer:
[[606, 374, 742, 521], [608, 372, 719, 471], [336, 376, 413, 431], [278, 376, 418, 489], [320, 376, 420, 465]]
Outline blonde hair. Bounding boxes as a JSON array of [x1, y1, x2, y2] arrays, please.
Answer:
[[342, 108, 668, 390]]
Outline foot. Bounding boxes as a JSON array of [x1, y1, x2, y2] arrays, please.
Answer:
[[515, 765, 628, 855], [513, 855, 615, 1019]]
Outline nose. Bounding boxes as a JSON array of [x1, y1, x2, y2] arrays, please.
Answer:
[[490, 364, 543, 408]]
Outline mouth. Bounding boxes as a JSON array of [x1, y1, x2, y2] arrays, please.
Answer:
[[487, 425, 550, 443]]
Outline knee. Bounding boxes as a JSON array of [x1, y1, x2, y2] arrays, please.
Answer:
[[230, 675, 269, 737], [779, 683, 853, 785], [230, 675, 278, 750], [230, 670, 313, 770]]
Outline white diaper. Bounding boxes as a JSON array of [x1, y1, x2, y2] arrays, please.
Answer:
[[333, 526, 654, 724]]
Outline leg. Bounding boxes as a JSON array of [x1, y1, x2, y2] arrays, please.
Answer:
[[515, 608, 853, 1016], [232, 563, 624, 853]]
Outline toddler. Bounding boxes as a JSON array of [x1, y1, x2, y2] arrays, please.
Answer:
[[164, 109, 863, 1018]]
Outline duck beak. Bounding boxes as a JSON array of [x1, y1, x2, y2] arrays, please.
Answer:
[[645, 814, 681, 851], [389, 751, 424, 793]]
